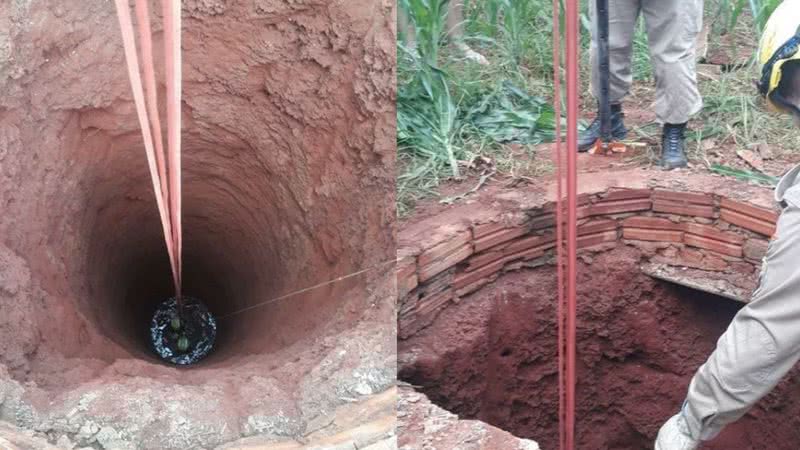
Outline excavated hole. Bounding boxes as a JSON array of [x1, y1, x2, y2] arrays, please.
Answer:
[[78, 139, 293, 367], [82, 155, 277, 366], [0, 1, 395, 445], [88, 232, 230, 364], [9, 130, 371, 392], [399, 245, 800, 450]]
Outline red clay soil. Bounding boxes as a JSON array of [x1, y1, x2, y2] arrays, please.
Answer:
[[399, 245, 800, 450], [0, 0, 395, 448]]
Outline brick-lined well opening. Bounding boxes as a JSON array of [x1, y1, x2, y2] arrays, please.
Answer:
[[399, 251, 800, 449], [398, 187, 800, 449]]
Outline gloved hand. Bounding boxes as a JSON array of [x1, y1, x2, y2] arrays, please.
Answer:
[[655, 412, 700, 450]]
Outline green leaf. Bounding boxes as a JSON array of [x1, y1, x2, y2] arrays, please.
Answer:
[[709, 163, 779, 186], [463, 80, 559, 144]]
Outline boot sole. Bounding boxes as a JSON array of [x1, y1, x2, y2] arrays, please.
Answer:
[[661, 160, 688, 170], [577, 131, 628, 152]]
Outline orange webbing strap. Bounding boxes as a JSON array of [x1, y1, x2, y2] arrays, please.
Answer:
[[113, 0, 182, 299], [134, 0, 169, 209], [162, 0, 183, 297]]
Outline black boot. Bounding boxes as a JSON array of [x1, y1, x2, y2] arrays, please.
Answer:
[[661, 123, 688, 170], [577, 104, 627, 152]]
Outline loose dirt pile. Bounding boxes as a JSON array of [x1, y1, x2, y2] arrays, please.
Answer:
[[399, 246, 800, 450], [0, 0, 396, 448]]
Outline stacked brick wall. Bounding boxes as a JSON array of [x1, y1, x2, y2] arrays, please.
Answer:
[[398, 188, 778, 339]]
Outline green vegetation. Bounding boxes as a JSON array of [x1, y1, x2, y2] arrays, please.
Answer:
[[714, 0, 782, 33], [397, 0, 800, 216]]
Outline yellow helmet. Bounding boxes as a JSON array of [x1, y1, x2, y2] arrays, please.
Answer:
[[757, 0, 800, 116]]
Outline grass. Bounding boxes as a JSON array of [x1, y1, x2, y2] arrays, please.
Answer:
[[682, 2, 800, 167], [397, 0, 800, 217], [397, 0, 565, 215]]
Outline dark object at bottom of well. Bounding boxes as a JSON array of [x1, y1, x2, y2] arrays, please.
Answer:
[[150, 296, 217, 365]]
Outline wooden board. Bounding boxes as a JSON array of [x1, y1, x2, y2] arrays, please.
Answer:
[[641, 262, 749, 303]]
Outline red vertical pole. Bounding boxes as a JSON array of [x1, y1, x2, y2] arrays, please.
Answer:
[[551, 0, 565, 448], [565, 0, 579, 447]]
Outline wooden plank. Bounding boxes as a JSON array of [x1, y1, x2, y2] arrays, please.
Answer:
[[640, 262, 748, 303]]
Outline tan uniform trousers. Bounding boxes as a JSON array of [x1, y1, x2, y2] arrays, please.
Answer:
[[682, 164, 800, 441], [588, 0, 704, 124]]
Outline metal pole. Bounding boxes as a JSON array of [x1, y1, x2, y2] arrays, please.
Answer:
[[551, 0, 565, 446], [596, 0, 611, 143], [565, 0, 579, 446]]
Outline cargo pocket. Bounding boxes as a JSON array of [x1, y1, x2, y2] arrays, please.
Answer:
[[751, 241, 773, 302], [716, 319, 777, 392], [750, 203, 788, 300]]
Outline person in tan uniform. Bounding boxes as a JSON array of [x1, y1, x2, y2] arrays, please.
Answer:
[[578, 0, 704, 170], [656, 1, 800, 448]]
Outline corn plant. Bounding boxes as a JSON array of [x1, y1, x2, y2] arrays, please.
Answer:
[[749, 0, 782, 32], [398, 0, 562, 212], [714, 0, 781, 33], [401, 0, 449, 66], [398, 55, 463, 178], [497, 0, 531, 64], [464, 81, 558, 143], [398, 0, 464, 178]]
